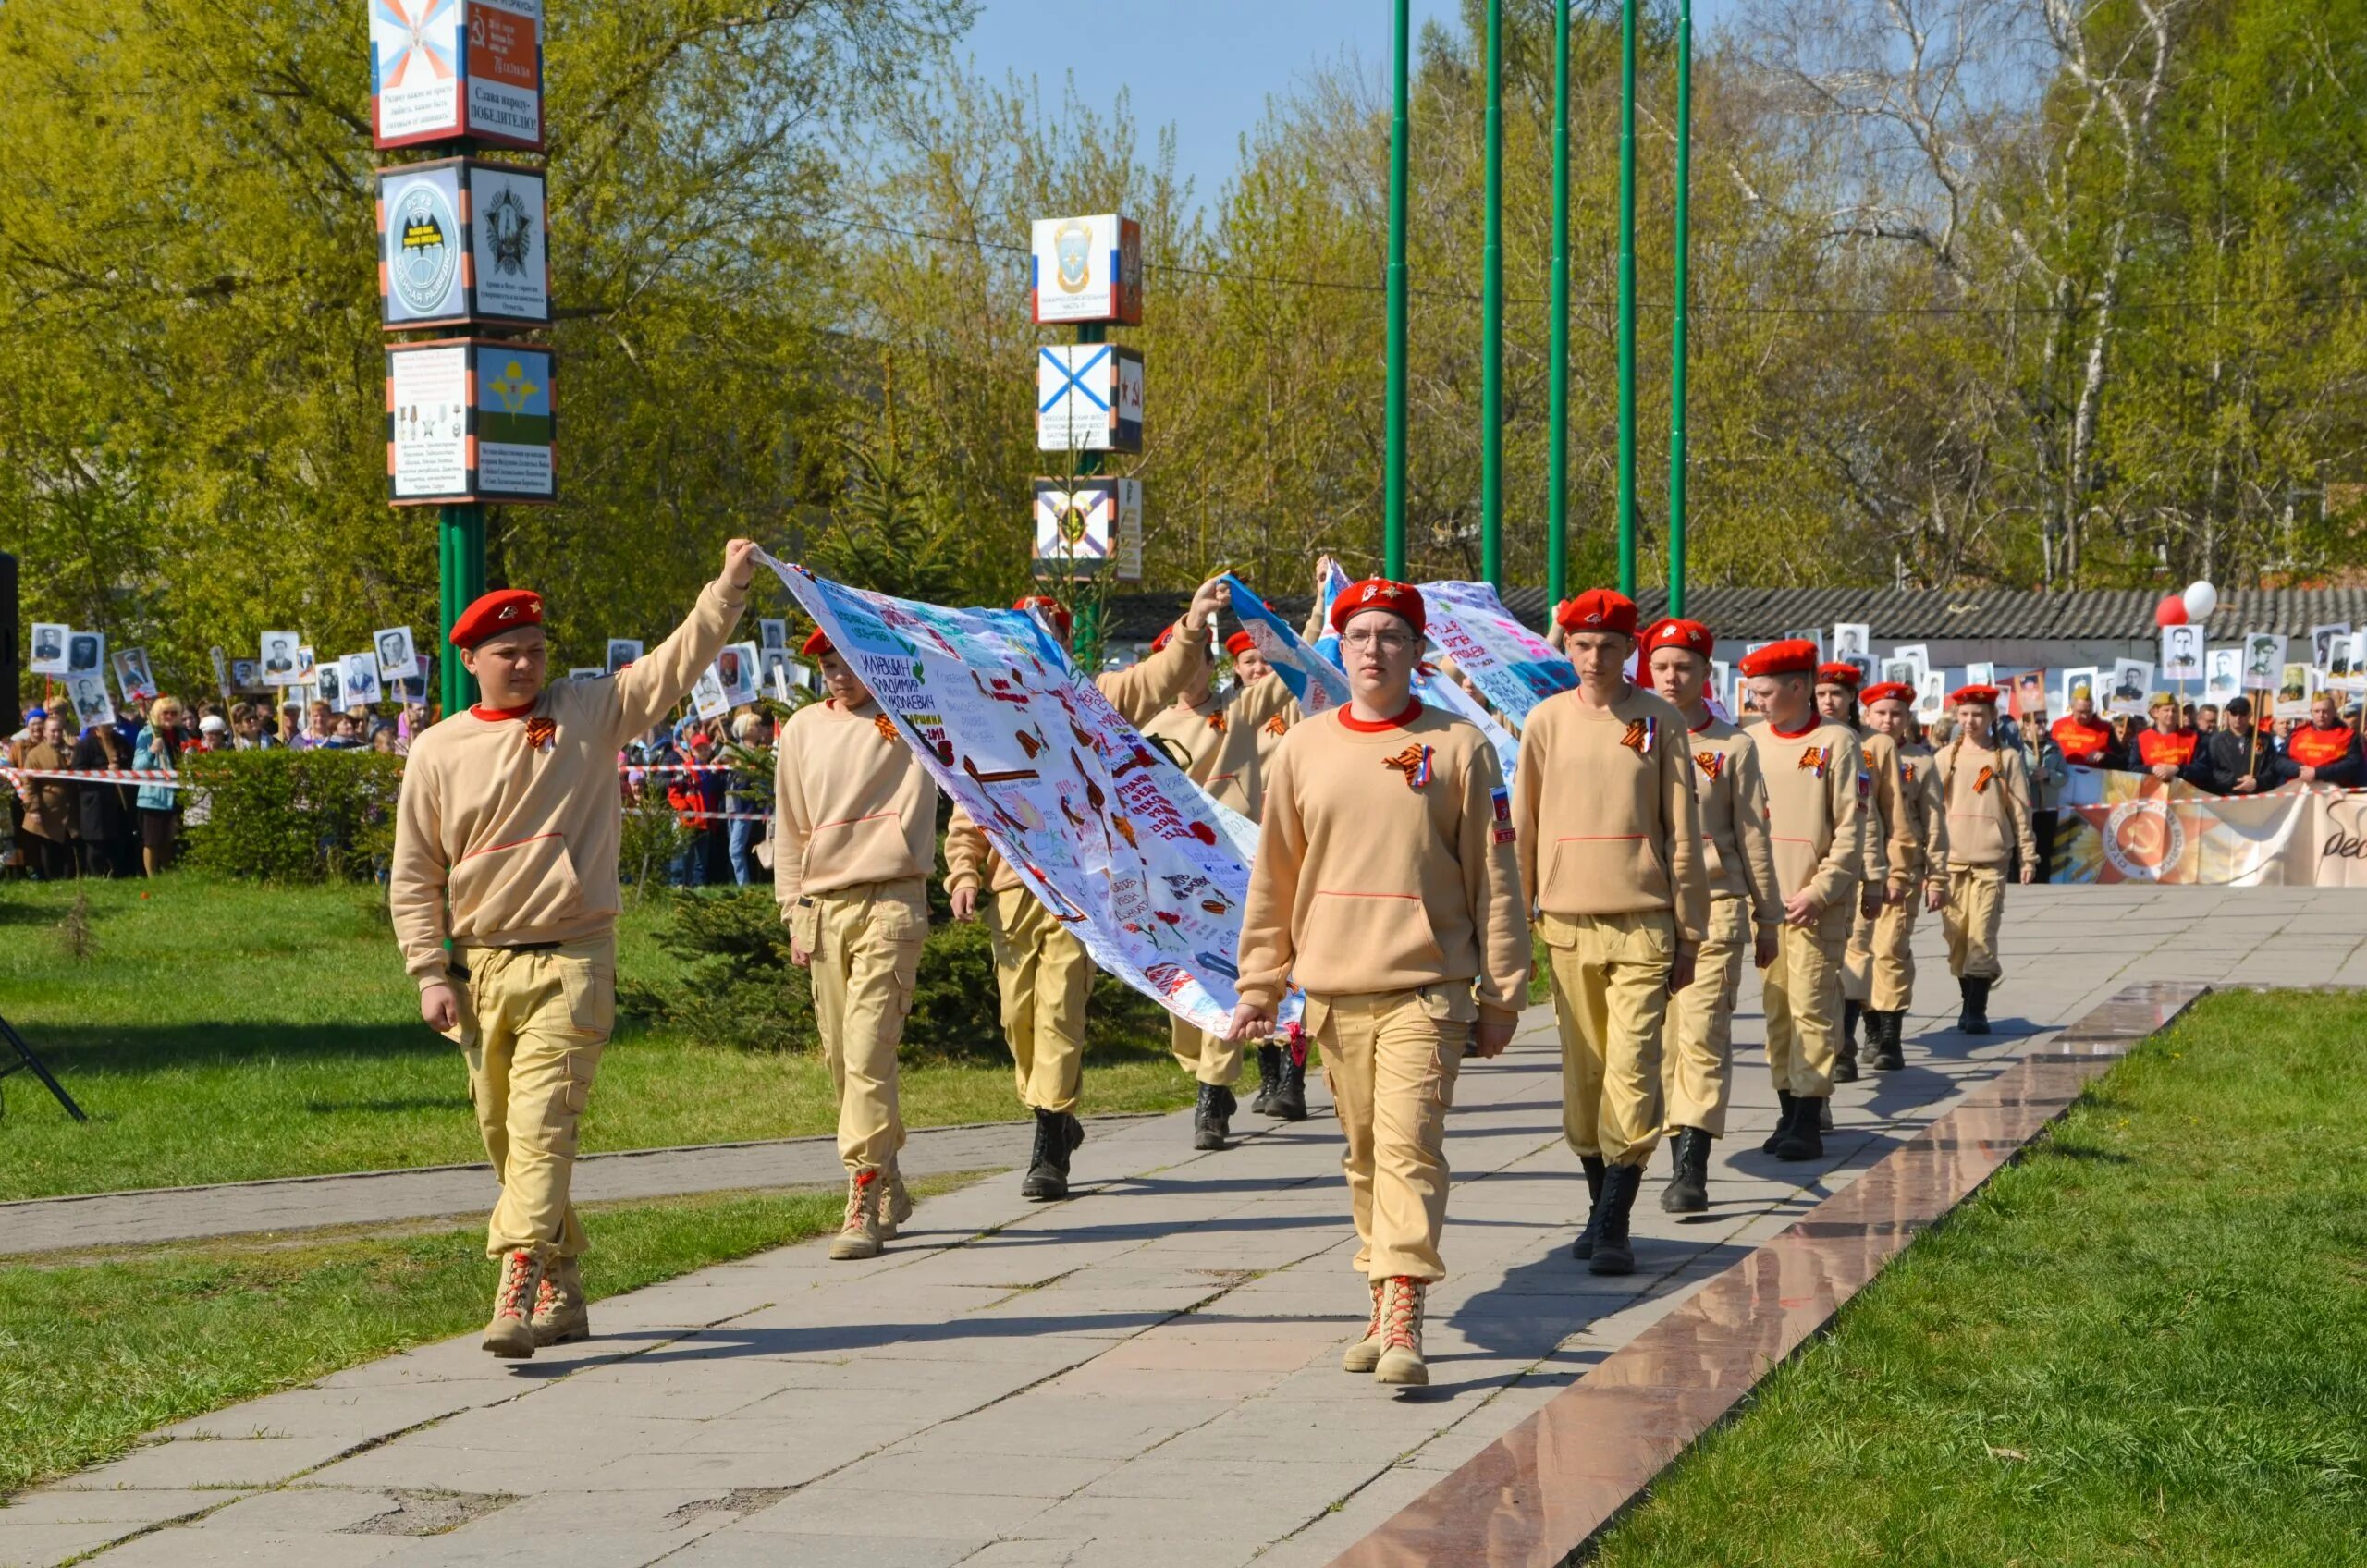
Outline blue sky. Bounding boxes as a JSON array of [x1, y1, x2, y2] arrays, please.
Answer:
[[959, 1, 1745, 207]]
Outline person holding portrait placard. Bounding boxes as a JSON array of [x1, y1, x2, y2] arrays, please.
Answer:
[[1935, 687, 2034, 1035]]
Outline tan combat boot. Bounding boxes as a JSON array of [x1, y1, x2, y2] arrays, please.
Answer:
[[483, 1248, 544, 1359], [1341, 1279, 1388, 1373], [531, 1256, 590, 1348], [1372, 1276, 1429, 1388], [828, 1167, 888, 1261], [879, 1160, 914, 1240]]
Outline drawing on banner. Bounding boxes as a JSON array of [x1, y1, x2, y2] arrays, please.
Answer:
[[764, 554, 1275, 1036], [112, 649, 159, 704], [2203, 648, 2242, 704], [2244, 632, 2286, 686], [342, 655, 383, 706], [29, 622, 68, 676], [716, 642, 761, 707], [2107, 659, 2152, 716], [1419, 581, 1576, 726], [2161, 624, 2203, 682], [606, 639, 643, 674], [68, 673, 115, 729], [1831, 623, 1870, 662], [67, 632, 104, 675], [758, 619, 788, 653], [374, 627, 418, 681], [317, 661, 344, 709]]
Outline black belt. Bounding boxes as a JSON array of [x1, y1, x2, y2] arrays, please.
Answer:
[[485, 941, 563, 953]]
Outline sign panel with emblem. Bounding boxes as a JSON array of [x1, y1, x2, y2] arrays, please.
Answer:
[[1032, 477, 1143, 583], [468, 163, 549, 321], [378, 164, 466, 325], [1035, 344, 1144, 453], [371, 0, 545, 151], [386, 338, 557, 505], [377, 160, 549, 327], [1030, 214, 1143, 325]]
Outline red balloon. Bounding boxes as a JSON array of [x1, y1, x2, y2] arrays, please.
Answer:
[[2154, 594, 2189, 627]]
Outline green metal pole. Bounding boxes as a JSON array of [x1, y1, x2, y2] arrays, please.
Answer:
[[1668, 0, 1693, 619], [1479, 0, 1503, 588], [438, 503, 484, 715], [1547, 1, 1571, 610], [1384, 0, 1410, 581], [1616, 0, 1638, 595]]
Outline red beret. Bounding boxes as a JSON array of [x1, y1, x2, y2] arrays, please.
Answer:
[[1860, 681, 1916, 706], [1738, 638, 1819, 678], [1330, 579, 1426, 639], [1554, 588, 1637, 637], [1014, 595, 1073, 642], [801, 628, 832, 658], [448, 588, 544, 649], [1638, 619, 1713, 660], [1816, 662, 1863, 690], [1949, 684, 2002, 707], [1225, 631, 1257, 657]]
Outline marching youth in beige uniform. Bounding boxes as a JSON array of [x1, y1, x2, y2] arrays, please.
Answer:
[[1817, 662, 1912, 1082], [946, 578, 1231, 1198], [1858, 681, 1948, 1070], [1140, 579, 1331, 1142], [392, 544, 754, 1357], [1738, 638, 1873, 1163], [1934, 684, 2034, 1035], [1228, 578, 1528, 1388], [1639, 618, 1784, 1213], [1514, 588, 1708, 1276], [776, 627, 939, 1259]]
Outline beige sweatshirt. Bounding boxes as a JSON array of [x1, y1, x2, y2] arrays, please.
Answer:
[[1686, 714, 1784, 926], [773, 697, 938, 911], [1236, 702, 1530, 1022], [1748, 717, 1869, 939], [1894, 740, 1951, 898], [944, 624, 1208, 899], [1935, 738, 2035, 869], [391, 576, 745, 991], [1140, 672, 1300, 820], [1858, 729, 1915, 888], [1512, 685, 1710, 943]]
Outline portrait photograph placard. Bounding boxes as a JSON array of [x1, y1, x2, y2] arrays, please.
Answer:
[[29, 622, 70, 676]]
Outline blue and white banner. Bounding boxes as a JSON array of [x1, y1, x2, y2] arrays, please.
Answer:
[[1420, 580, 1576, 727], [1222, 572, 1349, 715]]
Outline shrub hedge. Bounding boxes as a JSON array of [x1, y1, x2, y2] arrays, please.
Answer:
[[180, 751, 403, 883]]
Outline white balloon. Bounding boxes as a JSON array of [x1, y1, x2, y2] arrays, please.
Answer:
[[2183, 580, 2218, 621]]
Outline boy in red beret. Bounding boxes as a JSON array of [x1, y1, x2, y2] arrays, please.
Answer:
[[1738, 638, 1871, 1160], [391, 541, 757, 1357], [1514, 589, 1707, 1272], [1815, 662, 1913, 1081], [774, 629, 938, 1259], [945, 575, 1233, 1198], [1857, 682, 1947, 1070], [1934, 687, 2033, 1033]]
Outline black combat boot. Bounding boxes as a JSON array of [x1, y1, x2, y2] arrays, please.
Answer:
[[1661, 1127, 1711, 1214], [1834, 1001, 1862, 1083], [1192, 1082, 1236, 1151], [1870, 1010, 1906, 1072], [1569, 1155, 1608, 1259], [1774, 1095, 1824, 1162], [1763, 1090, 1798, 1154], [1021, 1108, 1068, 1200], [1270, 1035, 1309, 1121], [1959, 976, 1992, 1035], [1589, 1163, 1644, 1276], [1249, 1044, 1283, 1115]]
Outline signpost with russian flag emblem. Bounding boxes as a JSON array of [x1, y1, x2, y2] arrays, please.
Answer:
[[370, 0, 545, 152]]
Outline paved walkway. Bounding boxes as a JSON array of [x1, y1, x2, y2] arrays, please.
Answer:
[[4, 886, 2358, 1568]]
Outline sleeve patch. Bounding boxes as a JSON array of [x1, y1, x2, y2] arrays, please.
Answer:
[[1490, 786, 1515, 842]]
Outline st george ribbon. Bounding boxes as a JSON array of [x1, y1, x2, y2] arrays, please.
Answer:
[[762, 553, 1269, 1035]]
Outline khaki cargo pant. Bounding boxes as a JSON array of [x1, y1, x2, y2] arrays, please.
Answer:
[[1170, 1017, 1244, 1087], [1662, 895, 1749, 1138], [1539, 910, 1672, 1167], [1844, 892, 1920, 1011], [1764, 919, 1846, 1100], [792, 879, 926, 1173], [987, 888, 1090, 1115], [451, 937, 614, 1262], [1944, 863, 2005, 980], [1311, 987, 1470, 1284]]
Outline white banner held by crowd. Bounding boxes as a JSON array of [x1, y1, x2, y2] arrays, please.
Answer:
[[764, 552, 1264, 1035], [1418, 581, 1575, 727], [1221, 573, 1347, 715]]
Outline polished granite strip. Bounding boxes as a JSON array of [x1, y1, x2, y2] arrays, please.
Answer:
[[1326, 983, 2211, 1568]]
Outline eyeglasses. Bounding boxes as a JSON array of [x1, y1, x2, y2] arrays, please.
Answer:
[[1342, 630, 1413, 653]]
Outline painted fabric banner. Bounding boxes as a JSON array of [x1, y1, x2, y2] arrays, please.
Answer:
[[2053, 771, 2367, 887], [1221, 572, 1347, 715], [1418, 581, 1576, 727], [763, 554, 1266, 1033]]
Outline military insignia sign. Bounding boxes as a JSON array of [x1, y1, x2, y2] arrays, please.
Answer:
[[376, 160, 549, 327], [386, 338, 556, 505], [1029, 214, 1143, 325], [1032, 478, 1143, 583], [371, 0, 545, 151], [1036, 344, 1144, 453]]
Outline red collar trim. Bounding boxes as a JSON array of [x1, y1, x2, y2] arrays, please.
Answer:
[[1770, 717, 1820, 740], [1689, 711, 1715, 734], [471, 701, 535, 723], [1339, 698, 1423, 733]]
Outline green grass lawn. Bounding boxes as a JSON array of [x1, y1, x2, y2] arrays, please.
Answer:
[[0, 875, 1203, 1200], [1590, 989, 2367, 1567], [0, 1181, 968, 1496]]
